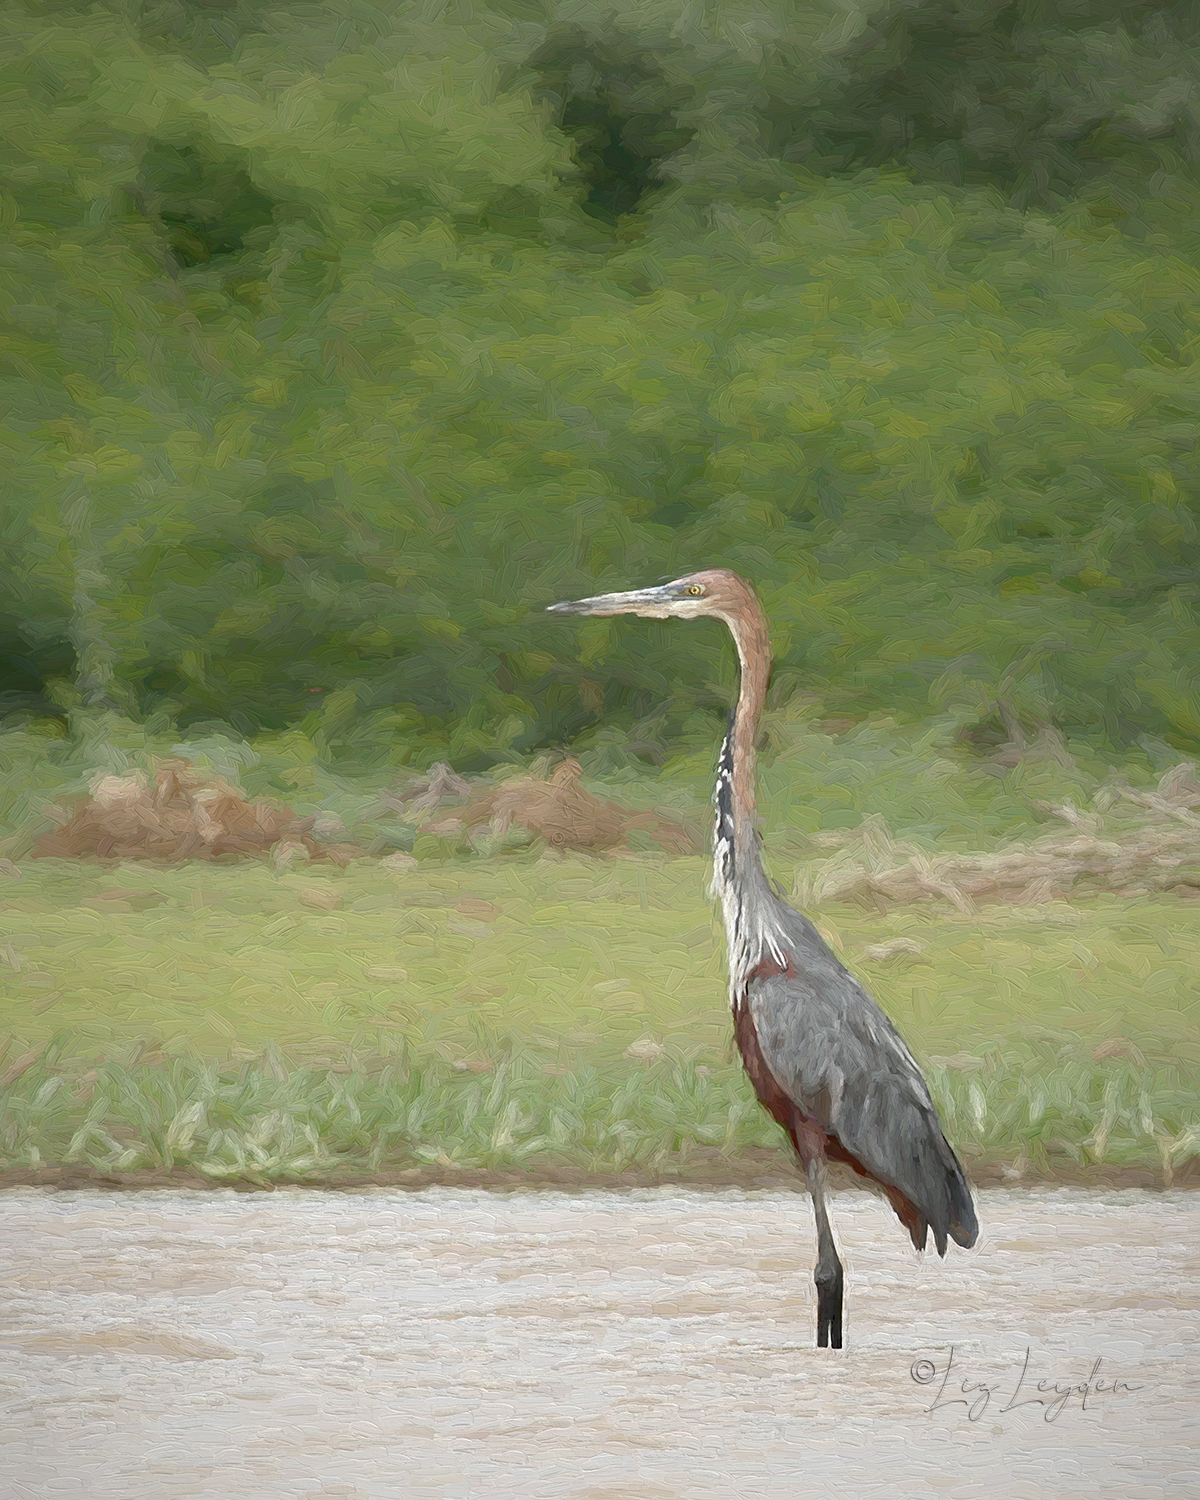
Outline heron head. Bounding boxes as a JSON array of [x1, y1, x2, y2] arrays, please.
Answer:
[[547, 568, 755, 623]]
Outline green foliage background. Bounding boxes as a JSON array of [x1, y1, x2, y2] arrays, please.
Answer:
[[3, 0, 1200, 765]]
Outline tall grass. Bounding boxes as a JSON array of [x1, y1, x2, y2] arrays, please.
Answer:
[[2, 1033, 1196, 1185]]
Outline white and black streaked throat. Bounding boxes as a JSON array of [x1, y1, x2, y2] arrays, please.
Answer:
[[709, 598, 791, 1010], [711, 721, 789, 1011]]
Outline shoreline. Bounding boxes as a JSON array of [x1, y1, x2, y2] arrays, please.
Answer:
[[2, 1153, 1193, 1194]]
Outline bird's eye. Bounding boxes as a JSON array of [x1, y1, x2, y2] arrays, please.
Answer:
[[686, 584, 704, 597]]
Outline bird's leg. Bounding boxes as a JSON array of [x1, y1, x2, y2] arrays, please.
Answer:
[[791, 1115, 845, 1348], [805, 1156, 844, 1350]]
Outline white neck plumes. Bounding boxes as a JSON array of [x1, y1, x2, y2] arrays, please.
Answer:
[[709, 610, 790, 1008]]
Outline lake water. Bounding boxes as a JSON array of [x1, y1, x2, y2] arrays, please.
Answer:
[[1, 1185, 1196, 1498]]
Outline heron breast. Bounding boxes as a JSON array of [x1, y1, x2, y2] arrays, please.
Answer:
[[733, 993, 801, 1132]]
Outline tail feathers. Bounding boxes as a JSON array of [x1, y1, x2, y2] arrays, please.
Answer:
[[884, 1165, 976, 1256], [945, 1160, 979, 1250], [834, 1117, 978, 1255], [886, 1101, 979, 1255], [919, 1143, 979, 1255]]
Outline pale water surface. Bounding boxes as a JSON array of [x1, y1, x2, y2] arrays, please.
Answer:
[[0, 1186, 1196, 1498]]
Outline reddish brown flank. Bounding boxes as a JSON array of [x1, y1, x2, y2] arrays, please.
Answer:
[[734, 996, 931, 1252]]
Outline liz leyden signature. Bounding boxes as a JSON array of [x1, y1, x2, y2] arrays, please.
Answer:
[[911, 1346, 1143, 1423]]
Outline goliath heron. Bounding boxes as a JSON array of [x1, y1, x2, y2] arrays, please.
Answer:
[[548, 568, 978, 1349]]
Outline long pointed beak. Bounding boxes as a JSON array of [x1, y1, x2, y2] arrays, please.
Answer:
[[546, 585, 678, 619]]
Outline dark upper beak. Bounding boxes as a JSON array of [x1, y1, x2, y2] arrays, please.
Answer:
[[546, 584, 678, 618]]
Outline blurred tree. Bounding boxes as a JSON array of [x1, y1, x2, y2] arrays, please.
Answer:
[[0, 0, 1198, 760]]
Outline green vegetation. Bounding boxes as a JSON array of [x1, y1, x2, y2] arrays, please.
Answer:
[[3, 1, 1200, 762], [1, 721, 1197, 1183], [3, 3, 1199, 1187]]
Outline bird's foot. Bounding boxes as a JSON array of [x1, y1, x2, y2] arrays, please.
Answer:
[[816, 1304, 843, 1349], [815, 1267, 844, 1349]]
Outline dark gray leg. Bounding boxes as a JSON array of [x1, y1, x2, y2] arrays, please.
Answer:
[[805, 1158, 844, 1349]]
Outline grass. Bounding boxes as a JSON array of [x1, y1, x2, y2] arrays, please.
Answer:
[[2, 850, 1198, 1186]]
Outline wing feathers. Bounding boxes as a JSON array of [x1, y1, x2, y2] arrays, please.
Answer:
[[748, 957, 978, 1253]]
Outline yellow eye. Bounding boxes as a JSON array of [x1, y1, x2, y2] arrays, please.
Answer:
[[687, 584, 704, 597]]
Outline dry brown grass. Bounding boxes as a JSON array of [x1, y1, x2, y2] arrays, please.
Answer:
[[796, 763, 1200, 912], [406, 757, 700, 856], [33, 759, 355, 866]]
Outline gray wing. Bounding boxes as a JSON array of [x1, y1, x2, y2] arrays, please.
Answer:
[[748, 910, 978, 1254]]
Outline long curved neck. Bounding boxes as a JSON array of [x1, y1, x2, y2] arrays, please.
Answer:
[[712, 595, 781, 1001], [714, 599, 772, 879], [727, 602, 772, 856]]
